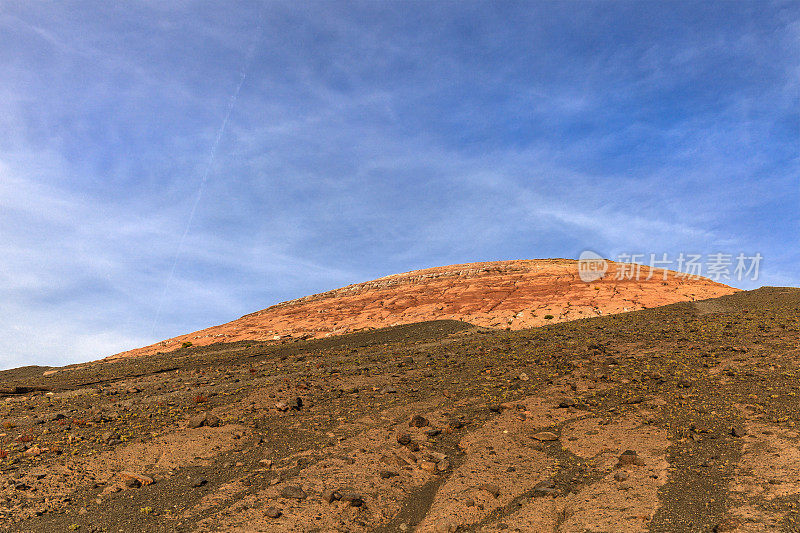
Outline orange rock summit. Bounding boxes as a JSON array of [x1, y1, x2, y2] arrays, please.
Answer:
[[109, 259, 738, 361]]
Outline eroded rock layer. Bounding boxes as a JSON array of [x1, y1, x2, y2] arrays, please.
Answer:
[[110, 259, 737, 360]]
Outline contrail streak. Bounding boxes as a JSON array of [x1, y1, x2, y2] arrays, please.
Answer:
[[150, 19, 262, 337]]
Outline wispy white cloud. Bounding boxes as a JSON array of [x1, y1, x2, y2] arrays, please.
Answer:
[[0, 1, 796, 368]]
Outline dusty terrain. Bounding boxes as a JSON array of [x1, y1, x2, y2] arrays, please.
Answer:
[[109, 259, 738, 361], [0, 287, 797, 532]]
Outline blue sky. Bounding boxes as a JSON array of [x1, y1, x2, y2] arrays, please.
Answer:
[[0, 1, 797, 369]]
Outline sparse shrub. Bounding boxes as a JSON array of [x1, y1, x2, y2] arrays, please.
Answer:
[[0, 448, 7, 459], [181, 341, 193, 349], [16, 434, 33, 443], [193, 394, 208, 404], [249, 368, 256, 374], [2, 422, 14, 429], [544, 314, 554, 320]]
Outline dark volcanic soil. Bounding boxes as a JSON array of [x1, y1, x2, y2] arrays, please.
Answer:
[[0, 288, 798, 532]]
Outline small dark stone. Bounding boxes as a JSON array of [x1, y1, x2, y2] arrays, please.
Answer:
[[287, 397, 303, 411], [322, 489, 341, 503], [265, 506, 282, 518], [616, 450, 644, 467], [731, 426, 747, 438], [532, 478, 557, 497], [397, 434, 412, 446], [480, 483, 501, 498], [447, 419, 464, 430], [380, 470, 399, 479], [281, 484, 306, 500], [410, 415, 429, 428], [191, 478, 207, 488], [340, 492, 364, 507], [558, 398, 576, 408]]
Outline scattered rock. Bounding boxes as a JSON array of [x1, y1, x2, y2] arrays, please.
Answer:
[[731, 426, 747, 438], [23, 446, 42, 457], [409, 414, 429, 427], [380, 469, 399, 479], [532, 431, 559, 441], [532, 478, 557, 497], [340, 491, 364, 507], [615, 450, 645, 467], [558, 398, 576, 408], [322, 489, 341, 503], [447, 419, 464, 430], [188, 412, 221, 428], [265, 506, 282, 519], [480, 483, 501, 498], [119, 471, 154, 487], [281, 484, 307, 500], [287, 397, 303, 411], [420, 460, 437, 473], [191, 477, 207, 488]]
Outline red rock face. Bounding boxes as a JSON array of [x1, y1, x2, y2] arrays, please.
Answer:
[[108, 259, 739, 361]]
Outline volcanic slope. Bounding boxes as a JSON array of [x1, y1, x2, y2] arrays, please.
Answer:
[[109, 259, 738, 361], [0, 287, 799, 532]]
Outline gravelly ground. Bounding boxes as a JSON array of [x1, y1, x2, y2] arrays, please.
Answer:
[[0, 287, 797, 532]]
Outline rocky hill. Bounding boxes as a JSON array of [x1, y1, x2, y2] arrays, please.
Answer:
[[0, 288, 798, 531], [109, 259, 738, 361]]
